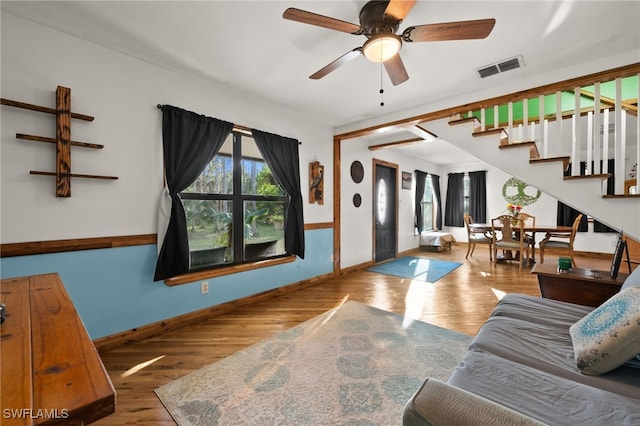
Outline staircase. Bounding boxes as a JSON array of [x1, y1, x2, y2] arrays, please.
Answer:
[[423, 115, 640, 240]]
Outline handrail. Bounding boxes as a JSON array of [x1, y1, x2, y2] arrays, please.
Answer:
[[336, 63, 640, 140], [454, 71, 639, 195]]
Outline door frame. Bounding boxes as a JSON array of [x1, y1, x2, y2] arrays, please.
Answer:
[[372, 158, 399, 263]]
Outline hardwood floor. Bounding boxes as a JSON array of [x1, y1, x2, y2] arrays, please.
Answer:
[[94, 244, 611, 425]]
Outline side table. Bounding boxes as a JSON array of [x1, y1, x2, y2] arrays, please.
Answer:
[[531, 263, 628, 307]]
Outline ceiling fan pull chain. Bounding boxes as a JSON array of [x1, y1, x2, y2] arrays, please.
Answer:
[[380, 63, 385, 107]]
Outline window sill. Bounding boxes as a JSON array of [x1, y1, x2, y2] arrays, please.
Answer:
[[163, 255, 297, 286]]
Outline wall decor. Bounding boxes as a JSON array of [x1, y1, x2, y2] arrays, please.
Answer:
[[350, 160, 364, 183], [353, 193, 362, 208], [402, 171, 412, 190], [309, 161, 324, 204], [1, 86, 117, 197], [502, 177, 540, 206]]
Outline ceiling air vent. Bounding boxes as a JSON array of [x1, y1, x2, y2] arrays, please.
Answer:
[[477, 65, 499, 78], [477, 56, 523, 78]]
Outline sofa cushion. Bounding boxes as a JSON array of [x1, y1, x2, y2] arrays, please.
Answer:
[[447, 348, 640, 425], [569, 286, 640, 375], [403, 377, 545, 426], [490, 293, 593, 328], [621, 265, 640, 290], [469, 315, 640, 396]]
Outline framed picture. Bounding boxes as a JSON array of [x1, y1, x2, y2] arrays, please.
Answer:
[[609, 231, 627, 279], [401, 171, 412, 190]]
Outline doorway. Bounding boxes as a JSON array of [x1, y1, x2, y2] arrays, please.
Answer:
[[373, 160, 398, 263]]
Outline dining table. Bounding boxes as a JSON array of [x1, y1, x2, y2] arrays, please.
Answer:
[[469, 223, 572, 265]]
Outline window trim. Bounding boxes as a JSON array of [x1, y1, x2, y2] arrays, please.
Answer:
[[164, 254, 297, 286], [180, 131, 289, 271], [420, 175, 437, 232]]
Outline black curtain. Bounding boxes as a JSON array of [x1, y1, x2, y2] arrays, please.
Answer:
[[432, 174, 443, 230], [469, 170, 487, 223], [594, 159, 616, 232], [556, 204, 589, 232], [414, 170, 428, 233], [444, 172, 465, 227], [558, 159, 614, 232], [154, 106, 234, 281], [251, 129, 305, 259]]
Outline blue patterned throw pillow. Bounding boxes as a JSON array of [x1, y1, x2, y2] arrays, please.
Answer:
[[569, 286, 640, 375]]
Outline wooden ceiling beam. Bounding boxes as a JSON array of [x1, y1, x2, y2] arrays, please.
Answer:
[[368, 137, 423, 151]]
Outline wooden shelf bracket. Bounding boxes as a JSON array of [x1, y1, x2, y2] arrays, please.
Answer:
[[1, 86, 118, 197]]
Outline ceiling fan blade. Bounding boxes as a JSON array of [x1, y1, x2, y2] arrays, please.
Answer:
[[384, 0, 417, 21], [283, 8, 361, 34], [309, 48, 362, 80], [384, 54, 409, 86], [404, 18, 496, 42]]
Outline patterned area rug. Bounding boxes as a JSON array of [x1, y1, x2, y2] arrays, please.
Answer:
[[367, 256, 463, 282], [155, 301, 472, 425]]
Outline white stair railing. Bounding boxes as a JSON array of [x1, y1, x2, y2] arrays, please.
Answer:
[[469, 73, 639, 195]]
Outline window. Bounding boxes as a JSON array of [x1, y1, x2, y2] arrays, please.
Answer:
[[421, 175, 438, 231], [181, 132, 288, 270], [463, 173, 470, 214]]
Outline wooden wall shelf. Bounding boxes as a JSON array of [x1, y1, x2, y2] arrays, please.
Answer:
[[1, 86, 117, 197]]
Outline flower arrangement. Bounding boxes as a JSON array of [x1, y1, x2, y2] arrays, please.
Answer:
[[507, 203, 522, 221]]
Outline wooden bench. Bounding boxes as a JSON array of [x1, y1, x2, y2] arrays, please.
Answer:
[[1, 273, 115, 425]]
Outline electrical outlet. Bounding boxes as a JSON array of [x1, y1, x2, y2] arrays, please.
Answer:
[[201, 281, 209, 294]]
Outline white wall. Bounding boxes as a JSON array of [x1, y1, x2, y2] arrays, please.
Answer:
[[340, 137, 441, 268], [440, 161, 620, 254], [1, 13, 333, 244]]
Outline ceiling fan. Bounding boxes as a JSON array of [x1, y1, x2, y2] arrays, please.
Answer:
[[283, 0, 495, 86]]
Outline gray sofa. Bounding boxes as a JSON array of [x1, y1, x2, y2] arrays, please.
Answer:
[[403, 266, 640, 425]]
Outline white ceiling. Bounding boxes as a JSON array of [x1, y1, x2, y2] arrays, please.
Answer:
[[2, 1, 639, 164]]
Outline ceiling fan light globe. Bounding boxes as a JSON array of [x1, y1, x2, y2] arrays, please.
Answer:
[[363, 33, 401, 63]]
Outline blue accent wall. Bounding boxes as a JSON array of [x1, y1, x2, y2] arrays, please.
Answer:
[[0, 228, 333, 339]]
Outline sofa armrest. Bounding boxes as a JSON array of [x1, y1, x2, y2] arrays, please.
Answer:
[[403, 378, 546, 426]]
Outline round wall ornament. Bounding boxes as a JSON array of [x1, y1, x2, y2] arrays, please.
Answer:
[[353, 193, 362, 207], [502, 177, 541, 206], [350, 160, 364, 183]]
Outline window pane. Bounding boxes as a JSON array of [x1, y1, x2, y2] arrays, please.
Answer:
[[184, 135, 233, 194], [242, 136, 284, 196], [243, 200, 286, 260], [422, 175, 434, 230], [183, 199, 233, 268], [463, 175, 470, 213]]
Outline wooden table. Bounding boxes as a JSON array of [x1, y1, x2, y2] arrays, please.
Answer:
[[0, 273, 115, 425], [531, 263, 628, 307], [469, 223, 572, 264]]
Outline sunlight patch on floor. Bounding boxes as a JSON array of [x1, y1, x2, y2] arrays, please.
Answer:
[[121, 355, 165, 378], [491, 288, 507, 301], [403, 281, 428, 329]]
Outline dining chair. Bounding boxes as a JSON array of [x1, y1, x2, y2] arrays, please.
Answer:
[[539, 214, 584, 268], [518, 212, 536, 256], [464, 213, 493, 261], [491, 214, 529, 271]]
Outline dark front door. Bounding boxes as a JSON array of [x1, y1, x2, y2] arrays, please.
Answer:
[[374, 162, 397, 263]]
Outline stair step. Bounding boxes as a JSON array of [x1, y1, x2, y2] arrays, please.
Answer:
[[530, 156, 570, 171], [563, 173, 610, 181], [603, 193, 640, 199], [498, 141, 540, 159], [472, 128, 506, 137], [498, 141, 536, 149], [449, 117, 479, 126]]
